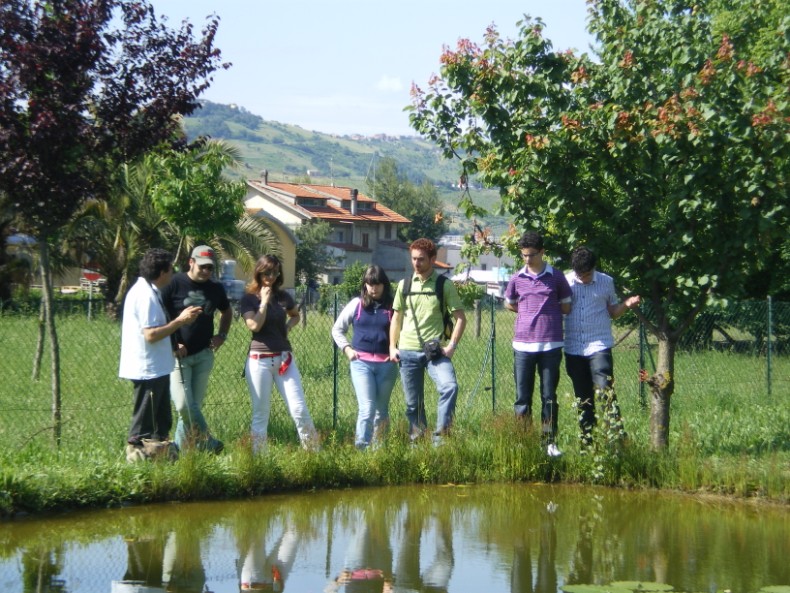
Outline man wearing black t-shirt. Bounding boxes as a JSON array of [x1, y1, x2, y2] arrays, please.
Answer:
[[161, 245, 232, 452]]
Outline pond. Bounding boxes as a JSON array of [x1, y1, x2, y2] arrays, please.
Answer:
[[1, 484, 788, 593]]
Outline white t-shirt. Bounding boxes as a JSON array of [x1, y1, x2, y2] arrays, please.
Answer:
[[119, 277, 175, 380]]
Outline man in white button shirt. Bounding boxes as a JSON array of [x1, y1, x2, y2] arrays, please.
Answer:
[[564, 246, 640, 445]]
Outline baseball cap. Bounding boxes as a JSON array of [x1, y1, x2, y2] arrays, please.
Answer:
[[191, 245, 215, 266]]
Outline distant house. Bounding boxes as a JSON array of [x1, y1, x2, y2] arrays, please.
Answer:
[[439, 234, 515, 298], [244, 172, 412, 288]]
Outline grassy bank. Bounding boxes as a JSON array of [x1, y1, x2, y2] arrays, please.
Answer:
[[2, 412, 788, 517], [1, 305, 788, 515]]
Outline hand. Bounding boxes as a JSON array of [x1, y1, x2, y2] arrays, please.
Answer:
[[625, 295, 641, 309], [177, 305, 202, 325], [389, 347, 400, 362], [209, 335, 225, 350], [344, 347, 358, 361], [175, 343, 188, 358], [259, 286, 272, 303], [442, 342, 457, 359]]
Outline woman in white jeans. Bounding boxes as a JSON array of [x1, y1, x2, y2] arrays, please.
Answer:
[[240, 254, 318, 451]]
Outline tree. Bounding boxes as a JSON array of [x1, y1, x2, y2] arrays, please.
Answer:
[[0, 0, 228, 444], [148, 138, 245, 257], [409, 0, 789, 449], [66, 139, 280, 310], [295, 220, 336, 286], [367, 157, 447, 243]]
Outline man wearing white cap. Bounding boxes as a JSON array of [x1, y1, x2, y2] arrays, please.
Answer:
[[161, 244, 232, 453]]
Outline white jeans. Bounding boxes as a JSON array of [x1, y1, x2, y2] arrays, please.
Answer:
[[245, 352, 317, 451]]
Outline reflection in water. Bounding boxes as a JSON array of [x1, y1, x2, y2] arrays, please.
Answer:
[[236, 512, 298, 592], [0, 484, 788, 593], [113, 521, 207, 592]]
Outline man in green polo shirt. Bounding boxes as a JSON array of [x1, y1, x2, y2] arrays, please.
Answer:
[[390, 238, 467, 444]]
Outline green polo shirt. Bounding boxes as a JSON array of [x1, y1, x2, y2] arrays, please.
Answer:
[[393, 272, 462, 351]]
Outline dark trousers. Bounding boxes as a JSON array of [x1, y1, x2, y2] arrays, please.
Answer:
[[513, 348, 562, 441], [565, 349, 615, 436], [128, 375, 172, 444]]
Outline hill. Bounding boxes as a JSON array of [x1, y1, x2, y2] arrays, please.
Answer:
[[182, 101, 509, 234]]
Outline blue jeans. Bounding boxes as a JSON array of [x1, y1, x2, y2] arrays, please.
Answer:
[[349, 359, 398, 449], [565, 349, 615, 436], [398, 349, 459, 440], [170, 348, 214, 450], [513, 348, 562, 441]]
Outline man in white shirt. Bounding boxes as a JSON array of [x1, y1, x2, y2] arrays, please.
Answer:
[[564, 246, 640, 444], [119, 248, 201, 461]]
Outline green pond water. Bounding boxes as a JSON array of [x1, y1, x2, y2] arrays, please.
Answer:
[[1, 483, 788, 593]]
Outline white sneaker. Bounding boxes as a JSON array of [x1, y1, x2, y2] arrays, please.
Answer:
[[546, 443, 562, 458]]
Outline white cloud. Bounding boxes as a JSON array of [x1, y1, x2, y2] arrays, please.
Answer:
[[376, 76, 404, 92]]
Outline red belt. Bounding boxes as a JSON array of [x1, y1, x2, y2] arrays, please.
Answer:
[[249, 352, 281, 359]]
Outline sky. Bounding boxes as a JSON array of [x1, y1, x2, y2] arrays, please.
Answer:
[[148, 1, 594, 137]]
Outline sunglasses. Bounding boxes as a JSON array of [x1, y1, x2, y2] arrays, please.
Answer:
[[260, 270, 279, 278], [199, 264, 214, 271]]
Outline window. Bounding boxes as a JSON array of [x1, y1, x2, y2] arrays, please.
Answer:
[[336, 230, 344, 243], [362, 233, 369, 249], [384, 225, 392, 239]]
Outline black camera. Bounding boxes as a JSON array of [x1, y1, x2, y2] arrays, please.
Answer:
[[422, 339, 443, 362]]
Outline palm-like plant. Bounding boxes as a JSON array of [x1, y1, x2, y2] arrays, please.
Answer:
[[65, 139, 280, 310]]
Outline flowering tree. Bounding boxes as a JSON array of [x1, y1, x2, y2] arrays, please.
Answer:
[[0, 0, 228, 443], [409, 0, 789, 448]]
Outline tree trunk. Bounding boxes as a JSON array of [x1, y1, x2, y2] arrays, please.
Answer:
[[648, 336, 676, 450], [38, 243, 62, 446], [31, 302, 44, 381], [474, 299, 482, 338]]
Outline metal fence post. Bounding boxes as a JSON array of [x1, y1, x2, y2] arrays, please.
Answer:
[[490, 298, 496, 412], [767, 295, 773, 397], [332, 292, 338, 428], [639, 322, 646, 408]]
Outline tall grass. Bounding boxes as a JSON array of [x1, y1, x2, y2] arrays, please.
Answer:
[[1, 306, 788, 515]]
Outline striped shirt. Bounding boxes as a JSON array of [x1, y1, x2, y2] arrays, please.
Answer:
[[505, 264, 572, 352], [564, 270, 620, 356]]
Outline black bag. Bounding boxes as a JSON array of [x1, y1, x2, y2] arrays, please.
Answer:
[[422, 339, 443, 361]]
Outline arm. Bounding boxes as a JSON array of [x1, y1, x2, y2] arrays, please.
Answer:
[[443, 309, 466, 358], [142, 305, 201, 344], [504, 301, 518, 312], [608, 295, 641, 319], [389, 309, 403, 361], [243, 287, 273, 332], [285, 305, 300, 333], [331, 299, 358, 361], [560, 300, 572, 315], [210, 305, 233, 350]]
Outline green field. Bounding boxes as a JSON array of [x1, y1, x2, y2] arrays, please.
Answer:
[[1, 303, 788, 514]]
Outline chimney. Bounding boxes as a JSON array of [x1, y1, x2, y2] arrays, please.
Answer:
[[261, 169, 268, 185], [350, 188, 358, 216]]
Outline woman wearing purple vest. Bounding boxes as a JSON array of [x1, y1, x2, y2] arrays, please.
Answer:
[[332, 265, 398, 449]]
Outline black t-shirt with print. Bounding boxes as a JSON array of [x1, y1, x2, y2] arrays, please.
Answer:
[[161, 273, 230, 355]]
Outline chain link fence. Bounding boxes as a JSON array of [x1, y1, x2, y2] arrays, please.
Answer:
[[1, 295, 788, 453]]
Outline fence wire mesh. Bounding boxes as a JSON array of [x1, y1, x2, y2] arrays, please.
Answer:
[[1, 295, 788, 453]]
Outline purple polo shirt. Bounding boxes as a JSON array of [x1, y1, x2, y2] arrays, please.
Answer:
[[505, 264, 572, 351]]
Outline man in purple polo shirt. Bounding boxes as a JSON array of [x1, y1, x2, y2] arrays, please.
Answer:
[[505, 232, 572, 457]]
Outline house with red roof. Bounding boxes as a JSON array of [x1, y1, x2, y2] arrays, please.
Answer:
[[244, 172, 412, 288]]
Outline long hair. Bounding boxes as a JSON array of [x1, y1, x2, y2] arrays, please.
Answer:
[[360, 264, 393, 309], [246, 254, 284, 294]]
